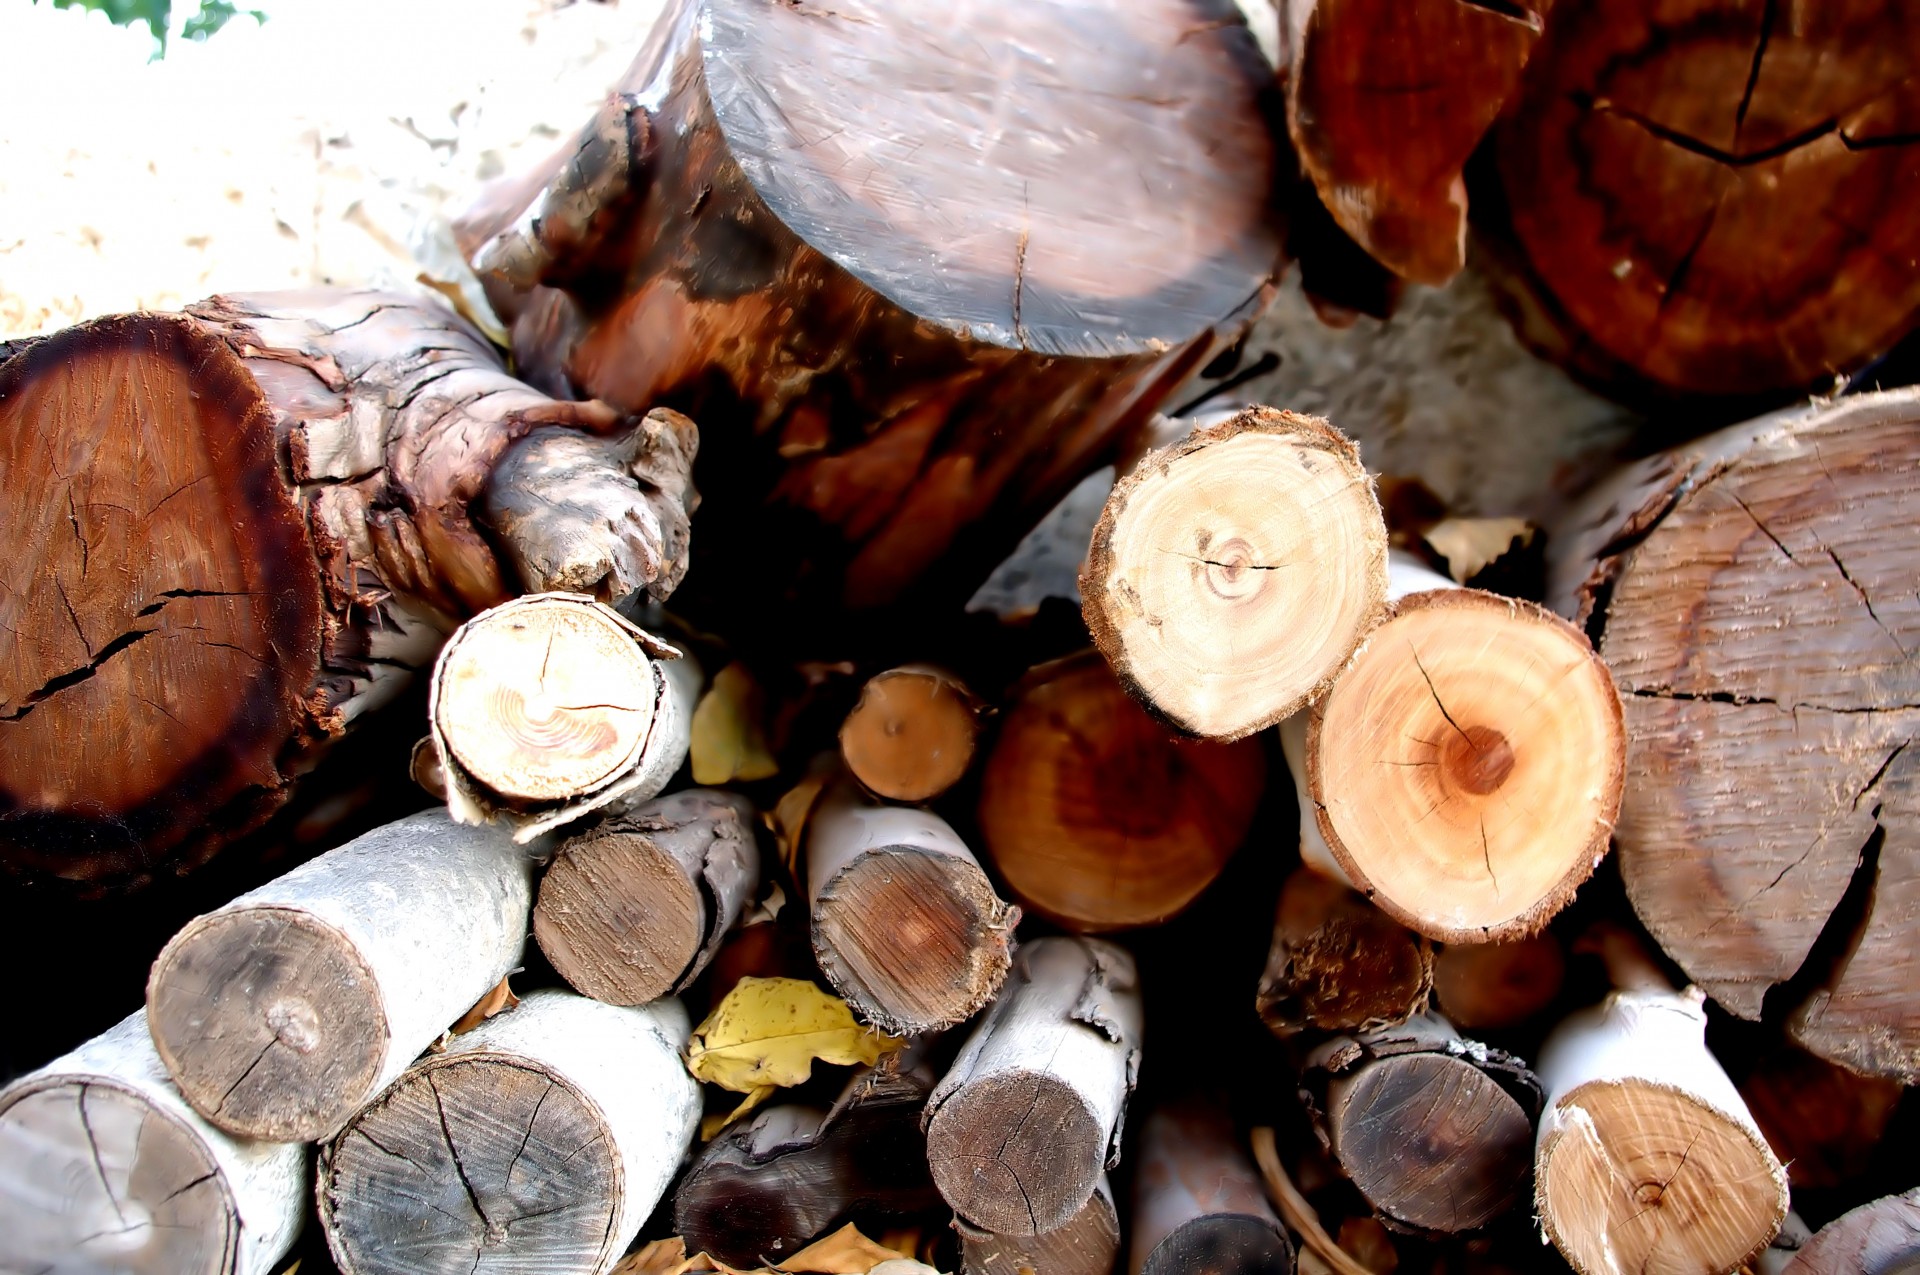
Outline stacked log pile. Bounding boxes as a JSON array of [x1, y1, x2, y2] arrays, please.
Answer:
[[4, 1, 1920, 1274]]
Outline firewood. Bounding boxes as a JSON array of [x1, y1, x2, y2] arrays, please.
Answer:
[[1430, 933, 1566, 1032], [429, 593, 699, 840], [1546, 388, 1920, 1080], [977, 651, 1267, 932], [0, 1010, 305, 1275], [1082, 406, 1388, 739], [926, 938, 1143, 1237], [1306, 1015, 1540, 1234], [958, 1176, 1122, 1275], [1783, 1189, 1920, 1275], [839, 665, 985, 803], [1739, 1043, 1904, 1192], [806, 776, 1018, 1035], [1283, 551, 1624, 942], [1256, 867, 1432, 1039], [1487, 0, 1920, 399], [1130, 1097, 1295, 1275], [535, 789, 761, 1005], [1534, 983, 1787, 1275], [674, 1057, 942, 1268], [318, 990, 698, 1275], [460, 0, 1283, 616], [0, 291, 697, 888], [1282, 0, 1544, 285], [145, 809, 534, 1142]]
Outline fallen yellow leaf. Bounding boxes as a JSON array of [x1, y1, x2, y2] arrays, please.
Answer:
[[783, 1224, 915, 1274], [691, 663, 780, 785], [768, 766, 832, 881], [685, 977, 895, 1096], [612, 1224, 934, 1275]]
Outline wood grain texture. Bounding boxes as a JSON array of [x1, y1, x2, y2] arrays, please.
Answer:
[[958, 1175, 1121, 1275], [1783, 1188, 1920, 1275], [1256, 867, 1432, 1039], [1129, 1096, 1293, 1275]]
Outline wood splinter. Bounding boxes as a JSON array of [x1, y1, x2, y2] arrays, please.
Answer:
[[926, 937, 1144, 1238], [535, 788, 761, 1006], [1083, 406, 1388, 740], [429, 593, 699, 841], [1130, 1096, 1296, 1275], [1284, 551, 1625, 943], [840, 665, 985, 803]]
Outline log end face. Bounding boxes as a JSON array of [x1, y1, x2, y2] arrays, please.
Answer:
[[1139, 1215, 1295, 1275], [534, 831, 705, 1005], [840, 669, 980, 803], [928, 1071, 1103, 1238], [149, 907, 387, 1142]]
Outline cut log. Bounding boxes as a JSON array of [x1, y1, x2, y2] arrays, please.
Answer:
[[145, 808, 534, 1142], [976, 650, 1267, 932], [0, 1009, 306, 1275], [459, 0, 1282, 618], [674, 1055, 943, 1268], [1739, 1043, 1904, 1192], [1129, 1096, 1295, 1275], [1534, 986, 1788, 1275], [1255, 866, 1432, 1039], [1082, 406, 1387, 739], [839, 665, 985, 803], [318, 989, 698, 1275], [1306, 1015, 1540, 1234], [429, 593, 699, 841], [1545, 388, 1920, 1081], [1282, 0, 1545, 285], [535, 788, 761, 1005], [925, 937, 1143, 1237], [1285, 551, 1624, 942], [1430, 933, 1566, 1032], [1487, 0, 1920, 399], [806, 776, 1018, 1035], [0, 291, 697, 888], [1784, 1189, 1920, 1275], [958, 1176, 1122, 1275]]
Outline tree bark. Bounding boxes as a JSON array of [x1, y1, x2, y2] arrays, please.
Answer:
[[806, 776, 1018, 1036], [535, 788, 761, 1005], [976, 650, 1267, 932], [926, 938, 1144, 1238], [1129, 1096, 1295, 1275], [1783, 1189, 1920, 1275], [429, 593, 700, 842], [1545, 387, 1920, 1081], [1305, 1014, 1540, 1235], [1285, 551, 1624, 942], [1533, 986, 1788, 1275], [1429, 933, 1565, 1032], [1282, 0, 1545, 285], [456, 0, 1283, 622], [318, 989, 698, 1275], [1255, 866, 1432, 1039], [957, 1176, 1121, 1275], [1082, 406, 1387, 740], [145, 809, 535, 1142], [1485, 0, 1920, 401], [0, 1009, 306, 1275], [839, 665, 985, 803], [674, 1054, 943, 1268], [0, 291, 697, 889]]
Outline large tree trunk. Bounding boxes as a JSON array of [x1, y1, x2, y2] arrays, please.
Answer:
[[0, 291, 697, 889], [456, 0, 1284, 623], [1546, 387, 1920, 1082], [1485, 0, 1920, 401]]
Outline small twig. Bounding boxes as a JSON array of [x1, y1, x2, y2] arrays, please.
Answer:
[[1249, 1127, 1378, 1275]]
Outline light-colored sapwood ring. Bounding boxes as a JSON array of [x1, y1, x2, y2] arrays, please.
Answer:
[[1535, 987, 1787, 1275], [839, 665, 982, 802], [0, 1011, 306, 1275], [1296, 556, 1625, 942], [1082, 406, 1387, 740]]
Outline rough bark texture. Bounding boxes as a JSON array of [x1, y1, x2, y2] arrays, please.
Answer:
[[146, 809, 534, 1142], [0, 1009, 307, 1275], [1784, 1189, 1920, 1275], [958, 1176, 1122, 1275], [1546, 388, 1920, 1081], [674, 1055, 942, 1268], [1487, 0, 1920, 400], [0, 291, 696, 889], [318, 990, 698, 1275], [458, 0, 1283, 621], [926, 938, 1144, 1238], [1129, 1096, 1294, 1275], [1283, 0, 1545, 284], [807, 777, 1018, 1036], [976, 650, 1267, 932], [839, 665, 984, 803], [1256, 867, 1432, 1039], [536, 788, 760, 1005], [1306, 1015, 1541, 1235]]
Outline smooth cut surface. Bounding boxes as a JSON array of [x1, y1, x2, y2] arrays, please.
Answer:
[[840, 667, 979, 802]]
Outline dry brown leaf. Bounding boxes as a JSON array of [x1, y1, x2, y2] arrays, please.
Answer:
[[1420, 517, 1536, 584], [692, 662, 780, 785], [782, 1223, 914, 1274], [449, 974, 519, 1035], [614, 1225, 928, 1275]]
